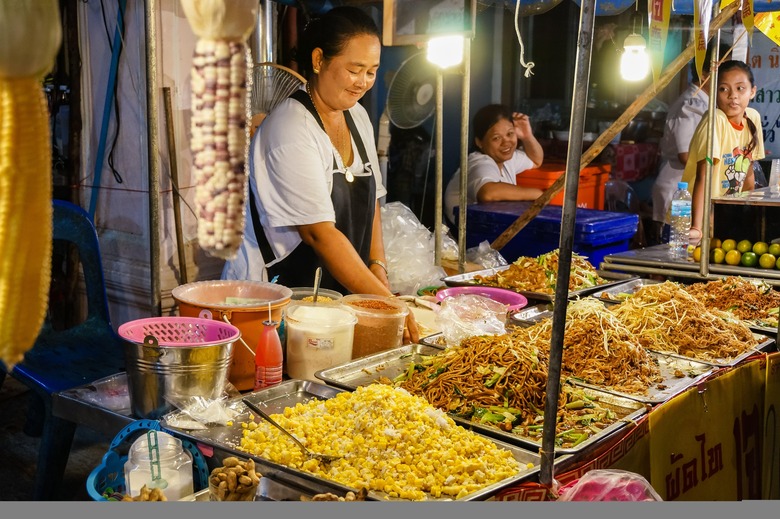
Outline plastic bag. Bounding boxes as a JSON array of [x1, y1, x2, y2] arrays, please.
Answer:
[[435, 294, 508, 346], [162, 381, 243, 429], [381, 202, 457, 296], [556, 469, 663, 501], [466, 240, 508, 269]]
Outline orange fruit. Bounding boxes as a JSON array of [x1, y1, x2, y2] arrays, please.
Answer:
[[693, 247, 702, 262], [711, 248, 725, 264], [725, 249, 742, 266], [769, 243, 780, 257], [722, 239, 737, 252], [759, 253, 777, 269], [710, 238, 722, 249], [741, 251, 758, 268], [753, 241, 769, 256], [737, 239, 753, 254]]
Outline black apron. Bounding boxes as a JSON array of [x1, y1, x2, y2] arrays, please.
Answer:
[[250, 90, 376, 295]]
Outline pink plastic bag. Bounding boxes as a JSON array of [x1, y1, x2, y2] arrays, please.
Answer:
[[556, 469, 663, 501]]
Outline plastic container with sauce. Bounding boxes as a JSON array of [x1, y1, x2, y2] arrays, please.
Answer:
[[124, 431, 194, 501], [289, 287, 344, 303], [284, 302, 357, 381], [342, 294, 409, 359]]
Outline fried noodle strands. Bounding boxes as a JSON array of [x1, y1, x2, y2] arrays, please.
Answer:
[[473, 250, 608, 295], [683, 276, 780, 328], [610, 281, 759, 363]]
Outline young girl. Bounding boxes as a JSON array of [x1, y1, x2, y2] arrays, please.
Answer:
[[682, 60, 765, 245]]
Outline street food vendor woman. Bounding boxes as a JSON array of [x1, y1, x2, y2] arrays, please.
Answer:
[[222, 6, 419, 342]]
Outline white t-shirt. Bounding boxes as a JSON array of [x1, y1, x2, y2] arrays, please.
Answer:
[[444, 150, 535, 224], [222, 91, 386, 281], [652, 83, 709, 222]]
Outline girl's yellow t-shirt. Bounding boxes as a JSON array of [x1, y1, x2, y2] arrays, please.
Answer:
[[681, 107, 765, 197]]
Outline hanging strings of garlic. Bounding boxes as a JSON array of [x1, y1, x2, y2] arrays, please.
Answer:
[[0, 0, 62, 367], [180, 0, 257, 259]]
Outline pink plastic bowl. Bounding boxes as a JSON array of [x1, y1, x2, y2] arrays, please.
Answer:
[[435, 286, 529, 312]]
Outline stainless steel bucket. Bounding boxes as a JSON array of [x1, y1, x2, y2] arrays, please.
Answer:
[[119, 316, 239, 419]]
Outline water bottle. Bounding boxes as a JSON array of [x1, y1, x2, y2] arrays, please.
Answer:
[[669, 182, 692, 260], [255, 320, 283, 390]]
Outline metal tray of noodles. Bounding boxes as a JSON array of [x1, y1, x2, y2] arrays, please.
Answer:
[[442, 266, 636, 302], [569, 351, 716, 405], [589, 277, 663, 304], [163, 379, 544, 501], [314, 347, 647, 456], [648, 334, 776, 368]]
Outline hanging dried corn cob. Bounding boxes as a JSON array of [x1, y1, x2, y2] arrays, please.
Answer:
[[0, 1, 61, 368], [181, 0, 257, 259]]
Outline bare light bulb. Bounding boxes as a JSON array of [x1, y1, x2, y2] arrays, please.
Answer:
[[426, 35, 464, 69], [620, 33, 649, 81]]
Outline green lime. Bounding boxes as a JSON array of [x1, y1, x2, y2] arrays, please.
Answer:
[[711, 248, 725, 264], [759, 253, 777, 269], [722, 239, 737, 252], [741, 251, 758, 268], [737, 240, 753, 254], [753, 242, 769, 256], [769, 243, 780, 257], [725, 249, 742, 266]]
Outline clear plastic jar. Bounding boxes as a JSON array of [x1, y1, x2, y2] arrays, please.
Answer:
[[124, 431, 194, 501]]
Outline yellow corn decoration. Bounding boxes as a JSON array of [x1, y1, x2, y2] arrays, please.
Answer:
[[0, 0, 62, 368], [181, 0, 257, 259]]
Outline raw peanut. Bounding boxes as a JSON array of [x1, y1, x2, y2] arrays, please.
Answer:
[[226, 471, 237, 492], [238, 475, 252, 486]]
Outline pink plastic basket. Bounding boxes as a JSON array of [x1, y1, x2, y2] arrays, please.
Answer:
[[117, 315, 240, 347]]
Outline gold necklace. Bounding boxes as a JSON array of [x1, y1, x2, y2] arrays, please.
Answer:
[[306, 83, 354, 182]]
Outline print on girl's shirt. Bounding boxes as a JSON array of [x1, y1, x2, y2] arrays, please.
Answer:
[[722, 146, 753, 195]]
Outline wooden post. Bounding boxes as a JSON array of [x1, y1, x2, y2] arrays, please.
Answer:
[[489, 2, 739, 252]]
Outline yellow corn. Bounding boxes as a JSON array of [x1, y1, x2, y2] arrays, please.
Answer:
[[0, 0, 61, 368], [181, 0, 257, 260]]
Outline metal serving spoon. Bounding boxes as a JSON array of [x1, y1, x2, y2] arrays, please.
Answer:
[[242, 398, 342, 464]]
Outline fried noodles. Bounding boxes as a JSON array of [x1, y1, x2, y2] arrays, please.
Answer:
[[473, 250, 608, 295], [525, 298, 663, 395], [683, 276, 780, 328], [610, 281, 759, 363]]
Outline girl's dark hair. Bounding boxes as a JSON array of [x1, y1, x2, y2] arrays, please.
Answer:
[[297, 6, 380, 79], [718, 60, 758, 155], [472, 104, 513, 144]]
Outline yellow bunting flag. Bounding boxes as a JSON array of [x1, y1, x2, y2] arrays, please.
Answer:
[[719, 0, 735, 8], [755, 11, 780, 46], [649, 0, 672, 84], [742, 0, 755, 44], [694, 0, 714, 82]]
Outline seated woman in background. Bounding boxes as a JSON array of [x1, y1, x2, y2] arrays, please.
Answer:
[[444, 104, 544, 226]]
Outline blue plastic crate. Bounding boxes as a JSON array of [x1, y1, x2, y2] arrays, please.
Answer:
[[86, 419, 209, 501], [459, 201, 639, 266]]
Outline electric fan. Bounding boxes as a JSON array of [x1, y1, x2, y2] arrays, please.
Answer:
[[249, 62, 306, 137], [384, 52, 436, 131]]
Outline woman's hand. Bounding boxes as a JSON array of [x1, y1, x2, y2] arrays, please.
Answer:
[[403, 311, 420, 345], [689, 227, 702, 246], [512, 112, 533, 142]]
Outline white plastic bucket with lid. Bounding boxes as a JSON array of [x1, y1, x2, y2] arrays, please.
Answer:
[[284, 302, 357, 381]]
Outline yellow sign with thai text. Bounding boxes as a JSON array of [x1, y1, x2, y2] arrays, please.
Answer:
[[649, 360, 765, 500], [755, 12, 780, 47], [649, 0, 671, 84], [763, 353, 780, 499]]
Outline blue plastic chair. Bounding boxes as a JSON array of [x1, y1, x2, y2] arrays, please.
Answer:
[[0, 199, 126, 500]]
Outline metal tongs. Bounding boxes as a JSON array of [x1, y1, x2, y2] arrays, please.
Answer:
[[242, 398, 342, 464]]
